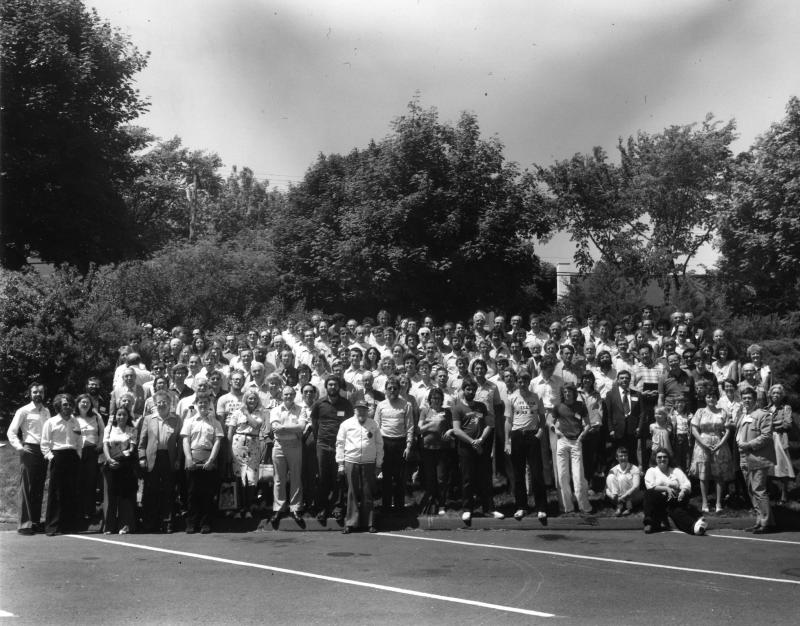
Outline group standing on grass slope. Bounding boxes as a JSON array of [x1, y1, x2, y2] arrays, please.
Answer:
[[8, 308, 796, 537]]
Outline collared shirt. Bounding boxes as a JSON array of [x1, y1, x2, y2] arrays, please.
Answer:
[[644, 466, 690, 492], [554, 401, 589, 439], [374, 398, 414, 445], [270, 403, 306, 446], [410, 379, 434, 410], [344, 367, 366, 392], [40, 415, 83, 457], [607, 463, 641, 493], [530, 374, 563, 410], [8, 402, 50, 450], [180, 412, 223, 460], [659, 369, 696, 411], [336, 416, 383, 466], [473, 379, 502, 421], [632, 362, 664, 395], [311, 396, 354, 450], [144, 412, 181, 450], [591, 366, 618, 399]]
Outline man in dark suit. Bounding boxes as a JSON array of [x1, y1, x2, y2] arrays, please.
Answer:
[[603, 370, 641, 468]]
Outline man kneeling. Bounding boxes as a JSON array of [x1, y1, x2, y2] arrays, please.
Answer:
[[605, 447, 642, 516]]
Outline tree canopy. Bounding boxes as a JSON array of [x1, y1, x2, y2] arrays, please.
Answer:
[[717, 96, 800, 313], [537, 116, 736, 295], [268, 100, 554, 319], [0, 0, 149, 269]]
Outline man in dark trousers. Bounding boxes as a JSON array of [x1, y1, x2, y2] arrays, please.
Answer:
[[603, 370, 641, 467], [310, 376, 354, 523]]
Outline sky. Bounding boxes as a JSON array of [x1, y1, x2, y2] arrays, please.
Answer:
[[88, 0, 800, 270]]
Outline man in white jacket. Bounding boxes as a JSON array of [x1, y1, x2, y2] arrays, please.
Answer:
[[336, 400, 383, 534]]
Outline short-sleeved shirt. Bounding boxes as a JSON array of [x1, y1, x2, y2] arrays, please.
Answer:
[[311, 396, 354, 451], [505, 389, 541, 432], [451, 400, 490, 439], [180, 413, 223, 462], [554, 401, 589, 439]]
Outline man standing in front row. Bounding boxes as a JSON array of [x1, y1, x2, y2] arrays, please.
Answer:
[[311, 376, 354, 523], [8, 384, 51, 535], [736, 387, 776, 534], [336, 400, 383, 534]]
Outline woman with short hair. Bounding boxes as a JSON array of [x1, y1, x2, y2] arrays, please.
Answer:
[[767, 384, 795, 505], [644, 448, 706, 535]]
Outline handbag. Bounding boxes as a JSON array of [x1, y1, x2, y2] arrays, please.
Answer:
[[218, 481, 239, 511], [257, 442, 274, 483]]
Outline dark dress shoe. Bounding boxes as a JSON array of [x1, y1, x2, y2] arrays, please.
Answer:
[[342, 526, 351, 534]]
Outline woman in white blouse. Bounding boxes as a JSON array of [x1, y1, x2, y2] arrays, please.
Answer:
[[643, 447, 706, 536]]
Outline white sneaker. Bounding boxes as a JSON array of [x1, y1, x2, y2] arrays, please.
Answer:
[[490, 510, 505, 520], [694, 518, 708, 536], [438, 508, 446, 516], [514, 509, 525, 520], [461, 511, 472, 522], [118, 526, 129, 535]]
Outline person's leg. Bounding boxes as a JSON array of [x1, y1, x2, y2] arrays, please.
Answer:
[[102, 465, 117, 532], [571, 441, 591, 513], [668, 501, 702, 534], [643, 489, 667, 530], [420, 448, 437, 507], [749, 468, 774, 528], [44, 453, 63, 534], [344, 461, 360, 528], [362, 463, 377, 528], [699, 479, 709, 511], [458, 446, 476, 514], [185, 469, 199, 531], [301, 434, 317, 512], [272, 445, 288, 514], [79, 445, 98, 518], [510, 431, 527, 510], [315, 446, 333, 516], [477, 449, 494, 513], [286, 445, 303, 512], [527, 432, 548, 515], [556, 438, 574, 512], [199, 469, 216, 530], [18, 445, 45, 531]]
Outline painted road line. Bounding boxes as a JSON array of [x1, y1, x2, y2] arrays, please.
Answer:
[[0, 609, 16, 617], [66, 535, 555, 618], [689, 531, 800, 546], [377, 533, 800, 586]]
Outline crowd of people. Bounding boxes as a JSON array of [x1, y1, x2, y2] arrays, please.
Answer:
[[7, 307, 796, 537]]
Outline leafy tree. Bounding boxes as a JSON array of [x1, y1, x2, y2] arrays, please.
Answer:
[[538, 116, 736, 296], [123, 136, 223, 251], [269, 100, 554, 318], [0, 265, 139, 425], [717, 96, 800, 313], [1, 0, 149, 269]]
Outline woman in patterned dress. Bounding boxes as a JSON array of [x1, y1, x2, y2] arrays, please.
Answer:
[[767, 384, 795, 505], [690, 389, 734, 513]]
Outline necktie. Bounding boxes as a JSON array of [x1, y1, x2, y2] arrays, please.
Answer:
[[622, 391, 631, 416]]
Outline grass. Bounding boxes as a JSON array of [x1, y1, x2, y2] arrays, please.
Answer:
[[0, 444, 21, 521]]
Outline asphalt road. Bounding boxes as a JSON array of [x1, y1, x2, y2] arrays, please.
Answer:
[[2, 527, 799, 624]]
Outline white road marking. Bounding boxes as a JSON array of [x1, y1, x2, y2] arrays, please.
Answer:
[[0, 609, 16, 617], [681, 531, 800, 546], [377, 533, 800, 586], [66, 535, 555, 618]]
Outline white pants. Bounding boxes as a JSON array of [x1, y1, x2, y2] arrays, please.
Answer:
[[605, 473, 636, 500], [556, 437, 591, 513], [272, 443, 302, 513]]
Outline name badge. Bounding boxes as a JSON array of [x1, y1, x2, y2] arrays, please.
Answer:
[[631, 397, 639, 403], [741, 417, 753, 424], [337, 411, 345, 417]]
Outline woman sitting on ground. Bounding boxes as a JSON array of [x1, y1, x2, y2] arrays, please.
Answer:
[[643, 447, 706, 535]]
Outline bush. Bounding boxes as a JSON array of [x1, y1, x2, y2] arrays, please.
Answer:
[[0, 265, 138, 431]]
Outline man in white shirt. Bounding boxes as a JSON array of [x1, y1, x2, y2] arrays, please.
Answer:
[[605, 447, 641, 516], [530, 354, 563, 489], [8, 384, 51, 534], [336, 400, 383, 533]]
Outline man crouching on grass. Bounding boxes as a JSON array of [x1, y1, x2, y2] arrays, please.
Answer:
[[336, 400, 383, 534]]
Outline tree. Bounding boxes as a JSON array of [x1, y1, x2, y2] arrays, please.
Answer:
[[122, 136, 223, 252], [538, 116, 736, 295], [269, 100, 554, 318], [717, 96, 800, 313], [0, 0, 149, 269]]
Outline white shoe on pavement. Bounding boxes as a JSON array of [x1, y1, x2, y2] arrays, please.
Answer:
[[461, 511, 472, 523], [490, 510, 505, 520], [514, 509, 525, 520]]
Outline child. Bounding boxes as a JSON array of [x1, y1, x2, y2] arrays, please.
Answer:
[[650, 406, 673, 466], [670, 397, 691, 472]]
